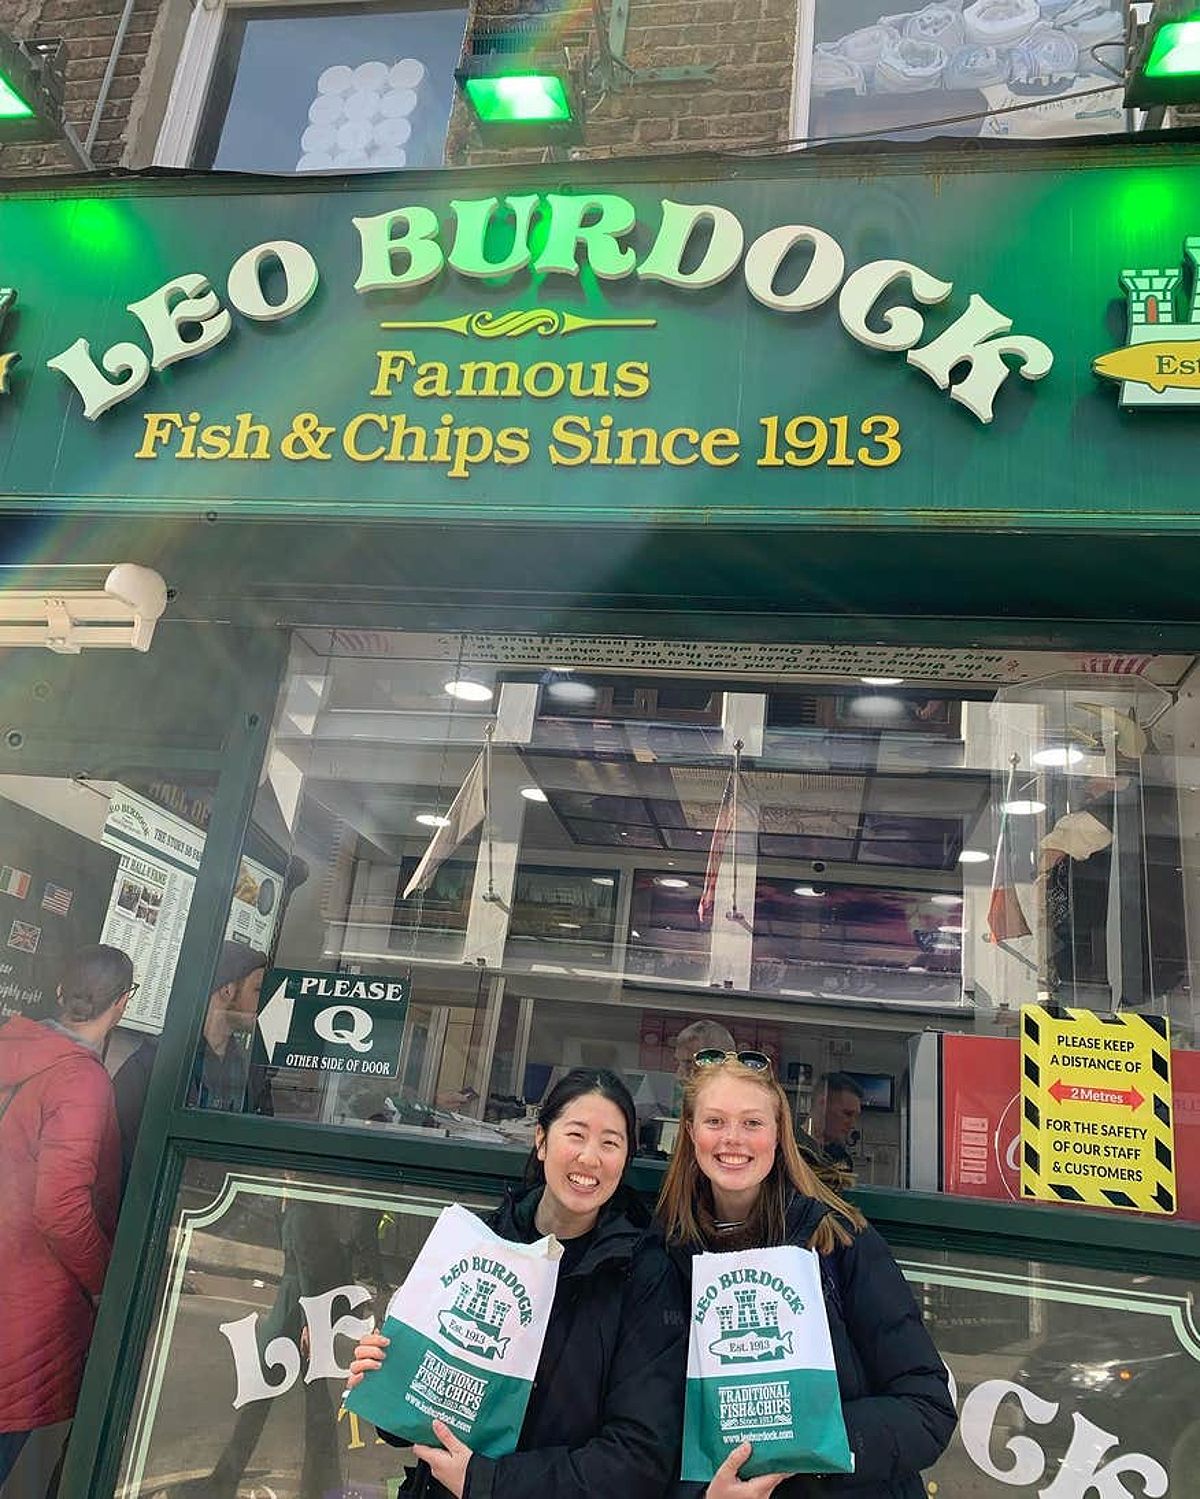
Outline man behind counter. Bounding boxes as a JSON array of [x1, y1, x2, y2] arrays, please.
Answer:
[[810, 1070, 864, 1170]]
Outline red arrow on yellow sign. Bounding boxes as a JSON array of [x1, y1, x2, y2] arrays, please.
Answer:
[[1049, 1079, 1145, 1110]]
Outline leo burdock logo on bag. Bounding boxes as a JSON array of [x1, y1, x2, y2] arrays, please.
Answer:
[[707, 1286, 796, 1365], [437, 1254, 534, 1361], [696, 1267, 805, 1365]]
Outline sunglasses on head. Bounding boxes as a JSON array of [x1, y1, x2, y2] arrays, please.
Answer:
[[692, 1048, 773, 1073]]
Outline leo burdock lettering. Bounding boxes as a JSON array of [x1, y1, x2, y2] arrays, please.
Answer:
[[439, 1254, 534, 1326]]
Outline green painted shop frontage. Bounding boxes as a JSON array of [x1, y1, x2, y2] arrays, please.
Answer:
[[5, 139, 1200, 1497]]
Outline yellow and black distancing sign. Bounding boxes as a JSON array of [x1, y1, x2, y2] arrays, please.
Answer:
[[1020, 1005, 1175, 1215]]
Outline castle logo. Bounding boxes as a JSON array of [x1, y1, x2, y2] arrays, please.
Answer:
[[706, 1286, 796, 1365], [1093, 240, 1200, 408], [437, 1276, 512, 1362]]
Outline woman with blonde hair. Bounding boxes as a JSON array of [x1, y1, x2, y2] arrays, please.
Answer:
[[659, 1051, 955, 1499]]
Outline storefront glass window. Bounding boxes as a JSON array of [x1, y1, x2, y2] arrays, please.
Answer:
[[115, 1161, 495, 1498], [194, 3, 469, 174], [0, 769, 220, 1492], [114, 1163, 1200, 1496], [801, 0, 1131, 143], [199, 631, 1200, 1220]]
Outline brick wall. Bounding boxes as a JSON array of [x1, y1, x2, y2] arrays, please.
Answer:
[[0, 0, 798, 177], [0, 0, 164, 173], [447, 0, 798, 166]]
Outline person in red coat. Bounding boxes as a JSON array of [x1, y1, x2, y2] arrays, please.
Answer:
[[0, 944, 135, 1490]]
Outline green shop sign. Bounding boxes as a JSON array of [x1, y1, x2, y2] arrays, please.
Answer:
[[0, 155, 1198, 528]]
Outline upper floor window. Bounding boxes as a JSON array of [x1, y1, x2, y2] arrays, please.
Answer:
[[797, 0, 1131, 145], [159, 1, 468, 172]]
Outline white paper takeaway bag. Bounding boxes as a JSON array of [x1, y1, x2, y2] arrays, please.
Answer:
[[345, 1203, 561, 1457], [682, 1244, 853, 1481]]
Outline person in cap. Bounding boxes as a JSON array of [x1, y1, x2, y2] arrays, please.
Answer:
[[113, 942, 270, 1184]]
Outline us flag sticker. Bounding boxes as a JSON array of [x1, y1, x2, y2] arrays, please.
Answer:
[[41, 882, 74, 916]]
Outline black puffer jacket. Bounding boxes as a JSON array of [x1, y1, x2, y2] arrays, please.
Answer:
[[673, 1194, 956, 1499], [381, 1182, 687, 1499]]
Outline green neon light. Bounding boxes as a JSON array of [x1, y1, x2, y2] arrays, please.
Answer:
[[1145, 19, 1200, 79], [464, 74, 572, 125], [0, 74, 34, 120]]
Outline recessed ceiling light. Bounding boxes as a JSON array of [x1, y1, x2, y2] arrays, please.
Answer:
[[591, 876, 615, 887], [655, 876, 689, 889], [907, 965, 928, 973], [860, 675, 904, 686], [444, 679, 493, 702], [793, 885, 823, 897], [931, 894, 963, 907], [1002, 799, 1046, 816], [847, 695, 904, 717], [959, 849, 990, 864], [545, 679, 597, 704], [1032, 747, 1086, 768], [415, 813, 451, 828], [520, 786, 549, 803]]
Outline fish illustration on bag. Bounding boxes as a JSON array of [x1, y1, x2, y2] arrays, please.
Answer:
[[438, 1277, 513, 1361], [706, 1287, 796, 1365]]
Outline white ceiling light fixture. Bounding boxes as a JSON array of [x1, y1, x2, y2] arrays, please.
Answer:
[[1002, 798, 1047, 816], [793, 885, 824, 897], [591, 876, 615, 886], [860, 675, 904, 686], [0, 564, 168, 654], [959, 849, 991, 864], [1032, 746, 1087, 768], [444, 679, 493, 702], [930, 894, 963, 907], [520, 785, 549, 802], [655, 876, 690, 889], [415, 813, 451, 828], [545, 678, 597, 705]]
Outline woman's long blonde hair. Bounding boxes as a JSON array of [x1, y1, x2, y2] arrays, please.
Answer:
[[656, 1058, 866, 1256]]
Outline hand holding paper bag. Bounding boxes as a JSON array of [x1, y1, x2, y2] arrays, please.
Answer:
[[705, 1441, 795, 1498], [343, 1203, 561, 1459], [682, 1243, 853, 1483]]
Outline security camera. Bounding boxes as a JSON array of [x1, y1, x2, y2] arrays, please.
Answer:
[[811, 860, 827, 873]]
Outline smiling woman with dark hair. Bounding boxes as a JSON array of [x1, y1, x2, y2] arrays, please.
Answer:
[[348, 1067, 686, 1499]]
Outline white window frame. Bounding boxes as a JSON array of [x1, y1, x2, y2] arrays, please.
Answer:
[[155, 0, 407, 168], [788, 0, 817, 150]]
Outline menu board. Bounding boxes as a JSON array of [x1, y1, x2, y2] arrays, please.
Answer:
[[100, 788, 205, 1035]]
